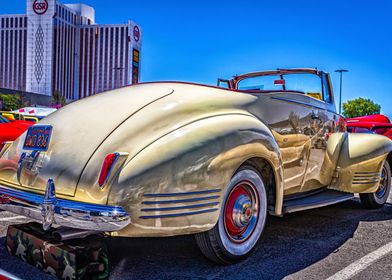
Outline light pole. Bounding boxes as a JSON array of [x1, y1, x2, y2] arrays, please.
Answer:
[[335, 69, 349, 115]]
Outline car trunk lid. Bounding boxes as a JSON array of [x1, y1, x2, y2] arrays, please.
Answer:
[[0, 85, 173, 196]]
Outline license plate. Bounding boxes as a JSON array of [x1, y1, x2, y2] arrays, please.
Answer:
[[23, 125, 52, 151]]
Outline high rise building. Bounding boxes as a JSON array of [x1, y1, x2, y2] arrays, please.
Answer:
[[0, 0, 142, 100]]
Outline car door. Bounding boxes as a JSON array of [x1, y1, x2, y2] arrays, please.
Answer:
[[265, 92, 318, 195], [237, 71, 333, 195], [300, 72, 338, 192], [247, 81, 322, 195]]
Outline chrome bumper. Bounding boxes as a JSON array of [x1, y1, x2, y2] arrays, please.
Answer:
[[0, 184, 130, 232]]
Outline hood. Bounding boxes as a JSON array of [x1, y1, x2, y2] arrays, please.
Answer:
[[0, 84, 173, 196]]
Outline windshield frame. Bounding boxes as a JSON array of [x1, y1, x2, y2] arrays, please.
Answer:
[[233, 69, 322, 91]]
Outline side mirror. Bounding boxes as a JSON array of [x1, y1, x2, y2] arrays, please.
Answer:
[[217, 79, 231, 89]]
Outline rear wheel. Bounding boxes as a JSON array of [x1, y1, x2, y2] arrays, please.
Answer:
[[360, 160, 391, 209], [195, 165, 267, 264]]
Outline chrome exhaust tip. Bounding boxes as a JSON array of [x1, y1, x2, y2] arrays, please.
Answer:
[[52, 227, 101, 241]]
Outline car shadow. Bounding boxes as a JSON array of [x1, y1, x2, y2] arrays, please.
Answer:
[[0, 199, 391, 280], [106, 199, 392, 280]]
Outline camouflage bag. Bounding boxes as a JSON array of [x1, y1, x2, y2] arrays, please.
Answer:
[[6, 222, 109, 280]]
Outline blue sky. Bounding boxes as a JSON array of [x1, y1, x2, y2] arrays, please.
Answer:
[[2, 1, 392, 115]]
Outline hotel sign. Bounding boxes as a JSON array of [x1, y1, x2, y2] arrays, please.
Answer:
[[33, 0, 48, 15], [132, 48, 140, 84], [133, 26, 140, 42]]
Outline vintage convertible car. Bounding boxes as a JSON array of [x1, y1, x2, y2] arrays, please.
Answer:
[[0, 68, 391, 264], [346, 114, 392, 140], [0, 115, 34, 145]]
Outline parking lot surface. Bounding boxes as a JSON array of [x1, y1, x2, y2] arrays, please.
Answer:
[[0, 194, 391, 280]]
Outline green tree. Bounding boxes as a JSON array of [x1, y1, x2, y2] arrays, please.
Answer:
[[342, 97, 381, 118], [52, 90, 66, 106], [0, 94, 21, 111]]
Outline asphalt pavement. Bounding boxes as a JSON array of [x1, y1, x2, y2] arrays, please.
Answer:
[[0, 194, 391, 280]]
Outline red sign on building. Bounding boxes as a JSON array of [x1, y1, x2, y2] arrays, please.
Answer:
[[133, 26, 140, 42], [33, 0, 48, 15]]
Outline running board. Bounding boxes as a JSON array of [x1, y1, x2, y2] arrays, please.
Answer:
[[282, 190, 354, 214]]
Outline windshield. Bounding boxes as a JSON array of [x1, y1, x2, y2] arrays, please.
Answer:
[[0, 115, 10, 123], [237, 73, 323, 97]]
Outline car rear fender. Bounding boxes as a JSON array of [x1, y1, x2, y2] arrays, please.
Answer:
[[107, 113, 283, 237]]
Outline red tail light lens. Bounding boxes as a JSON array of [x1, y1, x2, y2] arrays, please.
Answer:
[[98, 153, 119, 187]]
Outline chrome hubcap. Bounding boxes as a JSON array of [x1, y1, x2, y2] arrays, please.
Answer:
[[376, 166, 388, 199], [224, 182, 259, 243], [232, 194, 253, 228]]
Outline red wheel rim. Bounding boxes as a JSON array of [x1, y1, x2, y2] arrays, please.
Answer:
[[223, 181, 259, 243]]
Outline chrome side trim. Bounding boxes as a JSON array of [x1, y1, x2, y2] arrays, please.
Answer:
[[0, 185, 130, 232], [352, 181, 380, 185], [143, 189, 221, 197], [353, 177, 380, 180], [139, 208, 218, 219], [141, 189, 221, 219], [141, 201, 219, 212], [141, 195, 220, 205], [354, 172, 381, 175], [352, 172, 381, 185]]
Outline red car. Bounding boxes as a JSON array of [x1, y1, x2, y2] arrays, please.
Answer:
[[0, 115, 34, 144], [346, 114, 392, 139]]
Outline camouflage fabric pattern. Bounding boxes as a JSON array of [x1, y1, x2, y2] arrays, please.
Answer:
[[6, 223, 109, 280]]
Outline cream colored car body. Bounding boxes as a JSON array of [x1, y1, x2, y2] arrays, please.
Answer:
[[0, 81, 391, 237]]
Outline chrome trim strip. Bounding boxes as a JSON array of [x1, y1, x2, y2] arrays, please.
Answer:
[[139, 208, 218, 219], [142, 195, 220, 205], [141, 202, 219, 212], [353, 177, 380, 181], [143, 189, 221, 197], [352, 181, 380, 185], [353, 176, 380, 179], [354, 172, 381, 175], [0, 185, 130, 232]]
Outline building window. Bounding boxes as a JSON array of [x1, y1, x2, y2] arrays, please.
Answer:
[[1, 18, 4, 28]]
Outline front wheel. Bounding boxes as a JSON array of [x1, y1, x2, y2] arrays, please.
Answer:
[[195, 165, 267, 264], [360, 160, 391, 209]]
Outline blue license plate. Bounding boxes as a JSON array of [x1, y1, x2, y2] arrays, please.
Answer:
[[23, 125, 52, 151]]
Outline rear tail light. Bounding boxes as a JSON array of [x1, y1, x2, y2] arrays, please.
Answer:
[[0, 142, 12, 158], [98, 153, 120, 187]]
